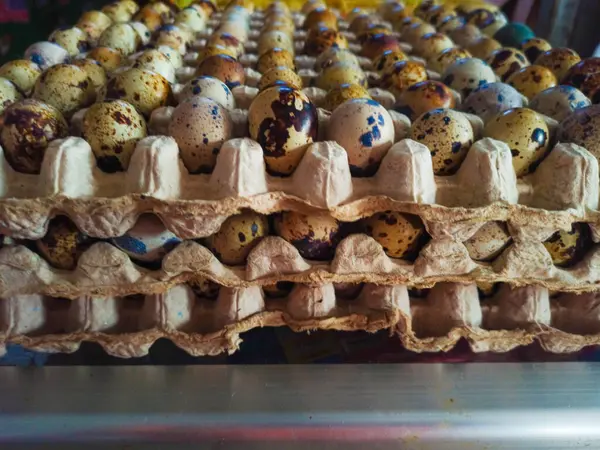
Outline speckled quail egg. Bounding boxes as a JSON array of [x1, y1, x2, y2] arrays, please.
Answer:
[[442, 57, 496, 98], [356, 24, 393, 44], [506, 65, 557, 100], [304, 27, 348, 56], [175, 7, 207, 33], [426, 5, 457, 27], [402, 22, 437, 47], [380, 60, 429, 98], [485, 47, 529, 81], [428, 47, 472, 74], [102, 1, 135, 22], [362, 211, 427, 260], [438, 15, 466, 34], [461, 82, 525, 123], [192, 0, 218, 17], [372, 49, 408, 74], [466, 8, 507, 36], [316, 62, 367, 91], [0, 59, 42, 95], [24, 42, 69, 71], [87, 46, 123, 73], [414, 32, 455, 60], [349, 15, 374, 35], [394, 80, 456, 121], [155, 44, 183, 69], [579, 72, 600, 100], [72, 59, 107, 92], [82, 100, 147, 172], [179, 75, 235, 109], [535, 48, 581, 81], [155, 24, 193, 54], [0, 99, 68, 173], [326, 98, 394, 176], [49, 27, 90, 57], [196, 54, 245, 89], [258, 30, 295, 56], [36, 216, 93, 270], [360, 33, 401, 60], [249, 86, 317, 175], [521, 37, 552, 64], [323, 83, 371, 111], [448, 24, 482, 48], [33, 65, 94, 122], [273, 211, 340, 260], [207, 31, 244, 57], [206, 211, 269, 265], [98, 23, 141, 56], [314, 47, 360, 73], [466, 36, 502, 59], [100, 68, 172, 118], [168, 96, 233, 173], [76, 10, 112, 41], [562, 58, 600, 90], [463, 221, 512, 261], [0, 78, 22, 115], [543, 223, 590, 267], [558, 104, 600, 158], [197, 44, 239, 64], [410, 108, 474, 175], [133, 7, 163, 32], [132, 48, 176, 83], [263, 281, 294, 299], [130, 21, 152, 45], [303, 7, 338, 30], [529, 85, 591, 121], [146, 1, 175, 22], [112, 214, 181, 264], [257, 47, 295, 74], [483, 108, 549, 176], [258, 66, 302, 91]]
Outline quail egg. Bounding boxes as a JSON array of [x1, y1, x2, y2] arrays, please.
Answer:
[[535, 48, 581, 81], [448, 24, 482, 48], [314, 47, 360, 73], [579, 72, 600, 99], [196, 54, 245, 89], [189, 278, 220, 299], [146, 1, 175, 22], [49, 27, 90, 57], [87, 46, 123, 72], [249, 86, 317, 175], [258, 66, 303, 91], [179, 75, 235, 109], [130, 21, 152, 45], [0, 60, 42, 95], [466, 36, 502, 59], [112, 214, 182, 264], [521, 37, 552, 64], [36, 216, 93, 270], [356, 24, 393, 45], [98, 23, 141, 56], [543, 223, 590, 267], [483, 108, 549, 176], [197, 44, 239, 64], [155, 24, 193, 54], [360, 33, 402, 60], [477, 281, 499, 298], [207, 31, 244, 57], [76, 10, 113, 41], [132, 48, 176, 83], [0, 99, 68, 173], [72, 59, 108, 91], [133, 7, 163, 32], [102, 1, 135, 22], [263, 281, 294, 299], [303, 7, 338, 30], [461, 82, 525, 123], [323, 83, 371, 111], [154, 44, 183, 69], [558, 104, 600, 158], [316, 62, 367, 91], [485, 47, 529, 81], [427, 5, 458, 27], [394, 80, 456, 121], [562, 58, 600, 90], [372, 49, 408, 74], [192, 0, 218, 17], [428, 47, 472, 74], [82, 100, 147, 172], [506, 65, 557, 100], [402, 22, 437, 47], [24, 42, 69, 71], [206, 211, 269, 265], [327, 98, 394, 176], [380, 60, 429, 98], [263, 19, 294, 35], [257, 47, 295, 74], [362, 211, 427, 259], [0, 78, 22, 115], [273, 211, 340, 260], [258, 30, 295, 55], [463, 221, 512, 261], [410, 108, 474, 175], [414, 32, 455, 60], [348, 14, 372, 35], [175, 7, 207, 33], [32, 64, 95, 119], [529, 85, 591, 121], [438, 15, 466, 34], [304, 27, 348, 56], [467, 8, 507, 36], [442, 57, 496, 98]]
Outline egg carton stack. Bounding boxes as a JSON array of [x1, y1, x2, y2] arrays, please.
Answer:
[[1, 0, 600, 357]]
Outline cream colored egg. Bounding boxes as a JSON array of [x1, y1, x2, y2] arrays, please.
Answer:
[[72, 58, 107, 91], [49, 27, 90, 57], [273, 211, 340, 260], [314, 47, 360, 72], [178, 75, 235, 109], [24, 41, 69, 70], [258, 66, 303, 91], [0, 59, 42, 95], [0, 78, 23, 115], [155, 24, 193, 54], [175, 7, 207, 32], [129, 21, 152, 45], [258, 30, 294, 55], [529, 85, 591, 122], [463, 221, 512, 261], [132, 48, 176, 83], [98, 23, 141, 56], [76, 10, 112, 41], [316, 62, 367, 91], [156, 45, 183, 69], [442, 57, 496, 98]]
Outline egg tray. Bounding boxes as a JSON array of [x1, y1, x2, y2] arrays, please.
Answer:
[[1, 280, 599, 358]]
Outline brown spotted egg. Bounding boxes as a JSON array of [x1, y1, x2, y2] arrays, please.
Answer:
[[274, 211, 341, 260], [257, 47, 295, 74], [438, 15, 466, 34], [178, 75, 235, 109], [196, 54, 245, 89], [76, 10, 112, 41], [372, 49, 408, 74], [133, 7, 163, 32], [401, 22, 436, 47], [558, 104, 600, 159], [197, 44, 239, 64], [463, 221, 512, 261], [393, 80, 456, 121], [562, 58, 600, 90], [72, 59, 107, 91], [410, 108, 474, 175], [87, 46, 123, 73], [175, 7, 207, 33], [168, 96, 233, 173], [485, 47, 529, 81], [207, 31, 245, 57], [414, 32, 455, 60], [442, 57, 496, 98], [521, 37, 552, 64], [0, 59, 42, 95], [506, 65, 557, 100], [32, 64, 95, 119], [530, 85, 591, 122], [428, 47, 472, 74], [155, 24, 193, 54], [146, 1, 175, 22], [362, 211, 427, 259], [258, 66, 303, 91], [206, 211, 269, 265], [82, 100, 147, 172], [483, 108, 549, 176], [535, 48, 581, 81], [466, 36, 501, 59], [360, 33, 401, 60], [326, 98, 394, 176], [102, 1, 135, 22], [323, 83, 371, 111], [258, 30, 295, 56], [249, 86, 317, 175], [0, 78, 22, 115], [49, 27, 90, 57], [304, 27, 348, 56], [316, 62, 367, 91], [380, 60, 429, 98], [314, 48, 360, 73], [36, 216, 93, 270], [132, 48, 176, 83], [0, 99, 68, 174], [98, 23, 141, 56], [356, 24, 393, 45], [543, 223, 590, 267], [303, 7, 338, 30], [448, 24, 482, 48]]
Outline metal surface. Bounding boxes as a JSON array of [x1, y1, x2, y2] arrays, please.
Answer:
[[1, 363, 599, 449]]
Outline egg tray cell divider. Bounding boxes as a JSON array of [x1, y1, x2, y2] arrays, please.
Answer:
[[1, 281, 599, 358]]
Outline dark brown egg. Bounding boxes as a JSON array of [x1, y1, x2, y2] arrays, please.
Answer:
[[273, 211, 340, 260], [196, 54, 245, 89], [36, 216, 93, 270], [304, 26, 348, 56], [360, 33, 401, 60], [394, 80, 456, 121], [562, 58, 600, 90]]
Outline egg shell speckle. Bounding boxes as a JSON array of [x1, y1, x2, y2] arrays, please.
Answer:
[[372, 49, 408, 74], [414, 32, 455, 60], [179, 75, 235, 109], [196, 54, 246, 89], [49, 27, 90, 57], [304, 27, 348, 56], [98, 23, 141, 56], [521, 37, 552, 64], [76, 10, 113, 40], [87, 46, 123, 73], [428, 47, 472, 74], [558, 104, 600, 159], [257, 47, 295, 74], [506, 65, 557, 100], [442, 57, 496, 98], [36, 216, 93, 270], [274, 211, 340, 260], [132, 49, 176, 83], [258, 30, 294, 55], [486, 47, 530, 81], [461, 82, 525, 123], [362, 211, 427, 259], [314, 48, 360, 72], [463, 221, 512, 261], [530, 85, 591, 121], [380, 60, 429, 97], [360, 33, 402, 60], [543, 223, 591, 268], [393, 80, 456, 121], [72, 59, 107, 92], [562, 58, 600, 91]]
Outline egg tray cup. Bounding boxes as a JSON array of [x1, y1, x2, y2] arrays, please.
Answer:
[[2, 280, 599, 358]]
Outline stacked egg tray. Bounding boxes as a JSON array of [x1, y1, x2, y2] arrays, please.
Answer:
[[2, 0, 600, 357]]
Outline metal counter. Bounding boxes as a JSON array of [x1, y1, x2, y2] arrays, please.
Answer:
[[1, 363, 598, 449]]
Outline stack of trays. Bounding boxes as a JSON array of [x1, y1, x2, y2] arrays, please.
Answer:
[[1, 0, 600, 357]]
